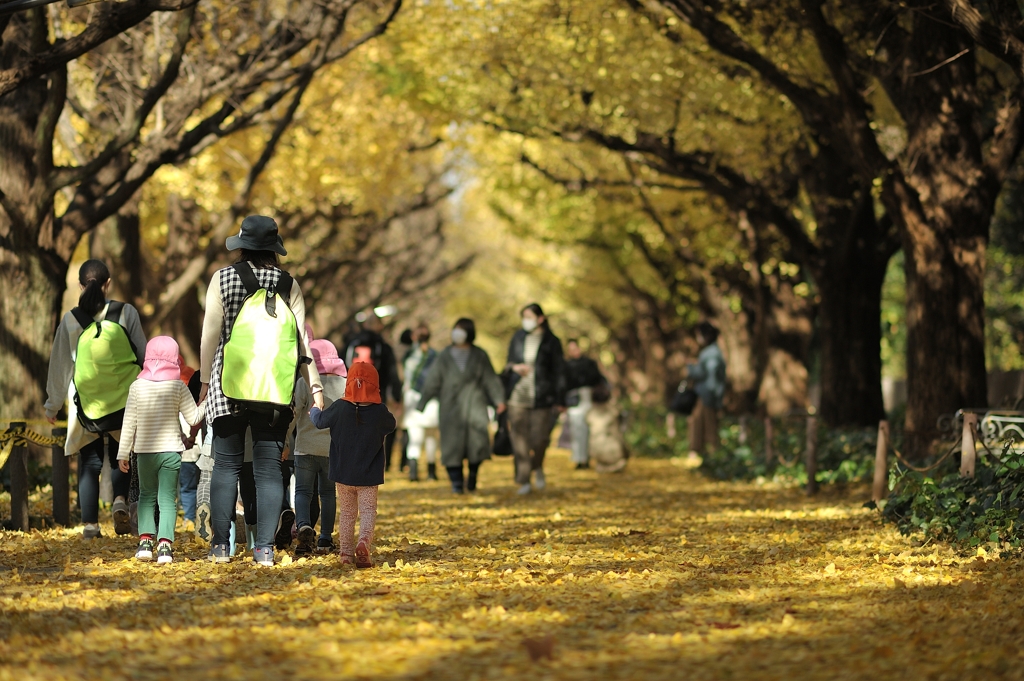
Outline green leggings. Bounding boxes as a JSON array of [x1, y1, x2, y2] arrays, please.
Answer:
[[137, 452, 181, 542]]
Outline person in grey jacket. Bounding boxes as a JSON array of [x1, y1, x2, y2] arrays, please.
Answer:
[[416, 318, 506, 494], [44, 259, 147, 539], [286, 339, 347, 557], [686, 321, 727, 456]]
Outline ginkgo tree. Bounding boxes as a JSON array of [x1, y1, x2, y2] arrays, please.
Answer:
[[0, 0, 401, 419]]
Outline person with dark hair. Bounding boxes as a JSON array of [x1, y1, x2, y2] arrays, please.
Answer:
[[198, 215, 323, 566], [684, 321, 727, 458], [343, 313, 403, 469], [416, 318, 506, 493], [563, 338, 604, 469], [504, 303, 566, 495], [402, 323, 440, 481], [45, 259, 147, 539]]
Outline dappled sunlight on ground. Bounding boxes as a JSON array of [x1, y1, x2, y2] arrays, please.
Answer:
[[2, 450, 1022, 680]]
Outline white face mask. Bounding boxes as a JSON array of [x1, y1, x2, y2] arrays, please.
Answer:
[[451, 328, 468, 345], [521, 318, 538, 333]]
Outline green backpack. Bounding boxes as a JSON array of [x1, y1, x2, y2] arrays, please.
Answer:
[[220, 264, 302, 412], [71, 302, 141, 433]]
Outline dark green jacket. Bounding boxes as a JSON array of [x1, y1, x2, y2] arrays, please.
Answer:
[[417, 345, 505, 466]]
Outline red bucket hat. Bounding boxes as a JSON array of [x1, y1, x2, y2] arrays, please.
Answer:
[[343, 362, 381, 404]]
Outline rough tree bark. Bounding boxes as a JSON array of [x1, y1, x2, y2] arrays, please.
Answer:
[[631, 0, 1024, 456], [0, 1, 402, 420], [0, 14, 71, 420]]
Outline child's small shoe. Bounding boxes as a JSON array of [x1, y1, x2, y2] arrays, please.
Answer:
[[355, 540, 373, 569], [156, 540, 173, 565], [316, 538, 337, 556], [339, 553, 354, 566], [136, 537, 155, 562]]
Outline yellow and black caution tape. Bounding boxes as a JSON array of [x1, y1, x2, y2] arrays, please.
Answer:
[[0, 425, 67, 470]]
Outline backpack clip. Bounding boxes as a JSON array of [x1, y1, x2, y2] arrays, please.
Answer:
[[265, 291, 278, 319]]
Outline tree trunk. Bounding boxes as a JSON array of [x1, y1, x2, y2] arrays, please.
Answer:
[[0, 247, 67, 419], [900, 201, 989, 457], [0, 18, 67, 420], [813, 196, 892, 427]]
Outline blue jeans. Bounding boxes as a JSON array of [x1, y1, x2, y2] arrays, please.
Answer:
[[77, 435, 130, 523], [211, 411, 291, 550], [178, 461, 200, 522], [294, 455, 335, 542]]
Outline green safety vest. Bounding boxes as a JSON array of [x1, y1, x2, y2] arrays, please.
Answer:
[[221, 264, 301, 409], [71, 302, 141, 433]]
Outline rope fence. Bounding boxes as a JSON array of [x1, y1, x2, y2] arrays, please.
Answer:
[[1, 421, 69, 531], [871, 410, 1020, 502]]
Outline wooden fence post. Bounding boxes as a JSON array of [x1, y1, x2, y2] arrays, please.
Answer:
[[9, 422, 29, 531], [52, 427, 69, 526], [805, 415, 818, 496], [764, 417, 774, 465], [961, 412, 978, 478], [872, 420, 890, 502]]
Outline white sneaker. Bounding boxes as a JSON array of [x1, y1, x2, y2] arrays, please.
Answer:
[[517, 484, 532, 495], [156, 541, 173, 565], [534, 469, 546, 491]]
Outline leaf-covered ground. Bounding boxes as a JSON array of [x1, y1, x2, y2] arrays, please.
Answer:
[[2, 451, 1023, 681]]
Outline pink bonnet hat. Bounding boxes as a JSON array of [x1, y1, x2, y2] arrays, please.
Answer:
[[309, 339, 347, 377], [138, 336, 181, 382]]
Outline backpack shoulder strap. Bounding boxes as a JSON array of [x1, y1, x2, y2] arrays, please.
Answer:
[[276, 271, 294, 299], [231, 263, 261, 296], [70, 307, 94, 331], [105, 301, 125, 323]]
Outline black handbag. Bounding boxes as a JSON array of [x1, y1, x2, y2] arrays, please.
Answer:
[[492, 411, 513, 456], [669, 381, 699, 415]]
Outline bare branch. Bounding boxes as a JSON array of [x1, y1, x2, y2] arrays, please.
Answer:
[[0, 0, 199, 98]]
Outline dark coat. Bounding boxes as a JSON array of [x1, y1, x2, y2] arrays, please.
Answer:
[[417, 345, 505, 466], [564, 356, 603, 391], [504, 328, 567, 408], [342, 331, 403, 402], [310, 401, 396, 486]]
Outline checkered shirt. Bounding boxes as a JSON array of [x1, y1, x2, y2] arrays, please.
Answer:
[[206, 264, 291, 424]]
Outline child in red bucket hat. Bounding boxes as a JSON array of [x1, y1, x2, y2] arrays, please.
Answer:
[[310, 361, 395, 567]]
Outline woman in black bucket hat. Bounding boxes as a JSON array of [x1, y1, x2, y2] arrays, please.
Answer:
[[198, 215, 323, 566]]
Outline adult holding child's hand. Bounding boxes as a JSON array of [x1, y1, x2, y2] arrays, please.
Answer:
[[199, 215, 322, 567]]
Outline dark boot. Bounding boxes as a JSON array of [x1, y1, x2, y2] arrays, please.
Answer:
[[466, 463, 480, 492], [446, 465, 464, 494], [427, 463, 438, 481], [408, 459, 419, 482]]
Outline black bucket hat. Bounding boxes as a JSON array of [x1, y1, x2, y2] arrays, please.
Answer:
[[225, 215, 287, 256]]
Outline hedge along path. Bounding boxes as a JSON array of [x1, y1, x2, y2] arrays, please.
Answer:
[[1, 452, 1022, 681]]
